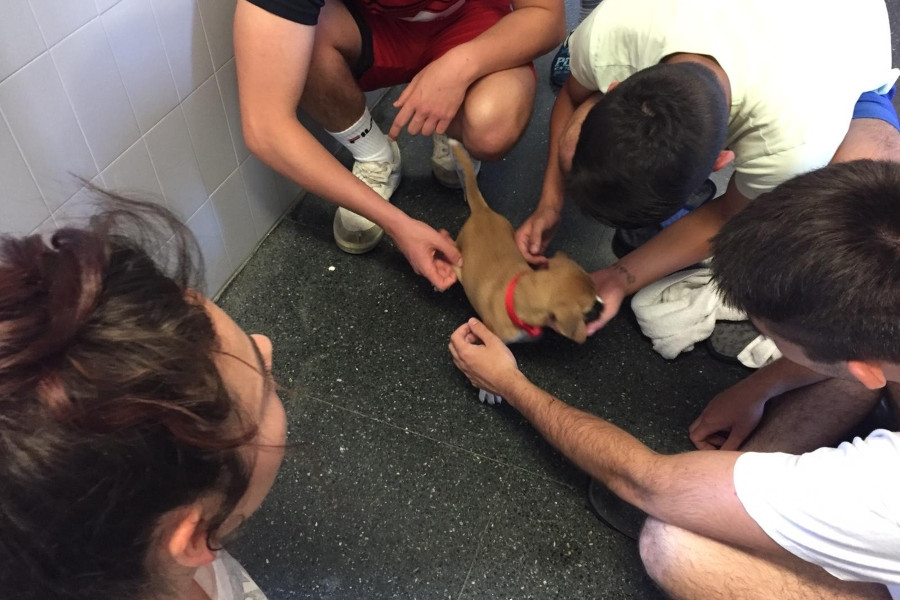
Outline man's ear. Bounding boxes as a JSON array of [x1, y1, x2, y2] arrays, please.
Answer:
[[847, 360, 887, 390], [167, 504, 218, 568], [606, 80, 619, 92], [713, 150, 735, 171]]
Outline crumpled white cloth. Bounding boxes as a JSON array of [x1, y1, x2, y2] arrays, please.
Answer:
[[736, 333, 782, 369], [631, 267, 781, 368]]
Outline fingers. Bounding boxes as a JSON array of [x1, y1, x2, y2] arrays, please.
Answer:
[[688, 426, 708, 449], [692, 438, 719, 451], [465, 317, 493, 343], [525, 253, 549, 267], [585, 315, 609, 337], [688, 415, 702, 435], [449, 322, 473, 346], [585, 301, 620, 336], [426, 263, 457, 291], [388, 106, 412, 140], [688, 417, 712, 446], [720, 427, 749, 451], [514, 223, 533, 255], [436, 234, 462, 267], [515, 224, 549, 265]]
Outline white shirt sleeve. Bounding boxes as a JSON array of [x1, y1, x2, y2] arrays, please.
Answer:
[[732, 142, 833, 200], [734, 430, 900, 589]]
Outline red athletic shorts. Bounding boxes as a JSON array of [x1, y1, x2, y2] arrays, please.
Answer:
[[346, 0, 535, 91]]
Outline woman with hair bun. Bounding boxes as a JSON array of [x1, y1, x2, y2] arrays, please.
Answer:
[[0, 192, 286, 600]]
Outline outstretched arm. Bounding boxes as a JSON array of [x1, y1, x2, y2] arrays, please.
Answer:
[[515, 78, 600, 263], [449, 318, 780, 554], [234, 0, 461, 289]]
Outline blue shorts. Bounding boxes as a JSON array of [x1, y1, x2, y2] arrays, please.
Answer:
[[852, 85, 900, 131]]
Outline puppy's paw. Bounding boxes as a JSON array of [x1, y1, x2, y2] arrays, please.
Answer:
[[478, 388, 504, 406]]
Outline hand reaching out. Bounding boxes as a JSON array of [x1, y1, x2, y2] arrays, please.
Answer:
[[449, 318, 521, 397], [584, 266, 630, 335], [515, 205, 561, 266], [392, 220, 461, 291]]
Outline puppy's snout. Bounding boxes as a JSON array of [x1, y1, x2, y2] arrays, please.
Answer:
[[584, 297, 604, 323]]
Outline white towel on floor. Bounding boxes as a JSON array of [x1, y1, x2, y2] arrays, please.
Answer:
[[631, 268, 746, 360]]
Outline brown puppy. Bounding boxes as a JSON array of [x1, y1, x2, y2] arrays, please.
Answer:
[[449, 139, 601, 344]]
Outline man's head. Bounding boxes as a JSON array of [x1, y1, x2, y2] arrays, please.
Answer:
[[711, 160, 900, 388], [564, 61, 730, 228]]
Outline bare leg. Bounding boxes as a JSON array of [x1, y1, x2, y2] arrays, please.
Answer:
[[299, 0, 366, 130], [831, 118, 900, 163], [742, 378, 882, 454], [446, 65, 536, 160], [639, 518, 891, 600], [636, 380, 891, 599]]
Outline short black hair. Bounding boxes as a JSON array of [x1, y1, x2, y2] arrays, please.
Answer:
[[712, 160, 900, 363], [568, 61, 729, 228]]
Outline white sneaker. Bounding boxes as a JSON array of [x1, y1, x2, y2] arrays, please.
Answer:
[[333, 140, 401, 254], [431, 133, 480, 189]]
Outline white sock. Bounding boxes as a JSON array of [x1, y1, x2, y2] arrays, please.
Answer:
[[327, 107, 393, 163]]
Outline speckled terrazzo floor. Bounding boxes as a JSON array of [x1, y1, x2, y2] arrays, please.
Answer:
[[218, 6, 900, 598]]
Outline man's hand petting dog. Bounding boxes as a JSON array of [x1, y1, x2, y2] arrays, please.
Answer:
[[392, 222, 461, 291], [515, 205, 560, 266], [449, 318, 524, 403]]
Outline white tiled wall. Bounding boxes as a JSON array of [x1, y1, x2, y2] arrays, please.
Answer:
[[0, 0, 302, 296]]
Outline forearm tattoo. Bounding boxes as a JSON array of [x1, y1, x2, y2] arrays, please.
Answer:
[[613, 263, 636, 285]]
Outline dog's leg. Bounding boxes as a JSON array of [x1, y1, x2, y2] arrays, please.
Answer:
[[478, 388, 503, 406]]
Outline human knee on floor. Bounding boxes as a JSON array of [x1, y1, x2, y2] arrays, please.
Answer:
[[638, 517, 698, 586]]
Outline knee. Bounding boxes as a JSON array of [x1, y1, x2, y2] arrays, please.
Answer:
[[638, 517, 694, 590], [459, 97, 530, 161]]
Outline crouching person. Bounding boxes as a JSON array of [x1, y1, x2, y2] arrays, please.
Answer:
[[449, 160, 900, 599]]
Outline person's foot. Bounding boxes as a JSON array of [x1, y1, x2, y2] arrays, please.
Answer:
[[333, 140, 401, 254], [549, 34, 571, 87], [587, 478, 646, 541], [431, 133, 480, 189]]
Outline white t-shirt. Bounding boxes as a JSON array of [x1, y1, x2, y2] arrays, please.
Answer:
[[568, 0, 898, 199], [734, 430, 900, 599], [194, 551, 269, 600]]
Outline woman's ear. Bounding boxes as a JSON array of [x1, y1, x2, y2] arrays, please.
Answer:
[[847, 360, 888, 390], [166, 504, 218, 568]]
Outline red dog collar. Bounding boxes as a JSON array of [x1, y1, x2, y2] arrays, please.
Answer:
[[505, 273, 542, 337]]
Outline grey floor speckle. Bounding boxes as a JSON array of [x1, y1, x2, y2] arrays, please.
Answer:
[[219, 5, 900, 598]]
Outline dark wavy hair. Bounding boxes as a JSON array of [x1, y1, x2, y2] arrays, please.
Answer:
[[712, 160, 900, 364], [0, 192, 256, 600], [568, 61, 729, 228]]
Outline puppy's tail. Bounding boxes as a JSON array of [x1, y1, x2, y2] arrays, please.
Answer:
[[448, 139, 489, 214]]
